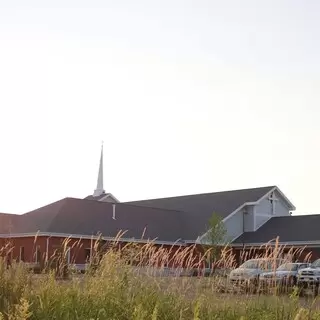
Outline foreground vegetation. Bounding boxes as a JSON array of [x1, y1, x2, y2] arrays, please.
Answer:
[[1, 239, 320, 319]]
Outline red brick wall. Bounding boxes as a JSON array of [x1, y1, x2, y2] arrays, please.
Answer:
[[45, 237, 92, 264], [0, 236, 192, 266], [4, 236, 320, 268], [0, 236, 47, 263], [1, 236, 68, 263]]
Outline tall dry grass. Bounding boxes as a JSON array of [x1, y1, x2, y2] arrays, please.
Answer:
[[0, 236, 320, 319]]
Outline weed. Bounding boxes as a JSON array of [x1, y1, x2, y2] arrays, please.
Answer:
[[0, 237, 319, 319]]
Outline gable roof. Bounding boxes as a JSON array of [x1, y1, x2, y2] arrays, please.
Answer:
[[5, 198, 187, 243], [233, 214, 320, 245], [0, 186, 294, 244], [125, 186, 276, 220]]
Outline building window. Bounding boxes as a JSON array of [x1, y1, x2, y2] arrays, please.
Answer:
[[19, 247, 25, 262]]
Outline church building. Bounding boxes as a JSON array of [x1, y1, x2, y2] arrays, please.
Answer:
[[1, 146, 320, 270]]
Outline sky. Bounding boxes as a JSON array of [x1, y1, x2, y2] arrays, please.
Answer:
[[0, 0, 319, 215]]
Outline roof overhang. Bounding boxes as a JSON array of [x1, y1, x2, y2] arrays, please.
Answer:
[[0, 232, 186, 246], [231, 240, 320, 248]]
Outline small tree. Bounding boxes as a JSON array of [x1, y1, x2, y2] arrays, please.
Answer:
[[201, 213, 227, 272]]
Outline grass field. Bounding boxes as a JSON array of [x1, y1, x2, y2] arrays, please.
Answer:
[[1, 240, 320, 319]]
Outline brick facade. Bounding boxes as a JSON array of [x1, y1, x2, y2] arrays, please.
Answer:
[[2, 235, 320, 271], [0, 236, 200, 269]]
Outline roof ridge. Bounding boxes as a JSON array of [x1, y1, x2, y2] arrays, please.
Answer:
[[124, 186, 276, 203], [66, 196, 187, 214], [46, 198, 76, 232], [116, 202, 186, 214]]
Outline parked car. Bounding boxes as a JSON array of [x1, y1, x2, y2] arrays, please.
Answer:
[[297, 259, 320, 287], [229, 258, 285, 285], [297, 259, 320, 296], [260, 262, 310, 286]]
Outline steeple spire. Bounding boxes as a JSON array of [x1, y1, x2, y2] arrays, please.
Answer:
[[93, 142, 105, 197]]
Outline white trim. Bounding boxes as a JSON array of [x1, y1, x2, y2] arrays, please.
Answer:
[[46, 237, 50, 263], [99, 194, 111, 202], [222, 202, 255, 224], [222, 186, 295, 224], [273, 187, 296, 211], [253, 204, 256, 232], [112, 204, 116, 220], [185, 239, 200, 244], [0, 232, 186, 246], [231, 240, 320, 248], [19, 246, 25, 262], [35, 245, 41, 263], [99, 193, 120, 203]]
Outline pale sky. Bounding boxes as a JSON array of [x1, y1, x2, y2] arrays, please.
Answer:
[[0, 0, 319, 215]]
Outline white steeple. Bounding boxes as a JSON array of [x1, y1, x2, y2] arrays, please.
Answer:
[[93, 143, 105, 197]]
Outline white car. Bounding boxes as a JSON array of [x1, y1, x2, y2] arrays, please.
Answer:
[[229, 258, 284, 285], [260, 262, 310, 286], [297, 259, 320, 286]]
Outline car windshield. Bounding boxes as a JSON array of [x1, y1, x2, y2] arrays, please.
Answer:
[[311, 260, 320, 268], [277, 263, 298, 271]]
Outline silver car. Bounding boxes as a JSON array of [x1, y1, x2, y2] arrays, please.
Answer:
[[229, 258, 284, 285], [260, 262, 310, 286]]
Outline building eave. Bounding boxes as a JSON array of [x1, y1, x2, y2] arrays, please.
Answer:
[[0, 232, 186, 246], [231, 240, 320, 248]]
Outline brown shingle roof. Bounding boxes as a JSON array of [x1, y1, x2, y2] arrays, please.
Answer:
[[0, 213, 19, 233], [125, 186, 276, 219], [125, 186, 277, 239], [1, 186, 280, 242], [9, 198, 187, 242]]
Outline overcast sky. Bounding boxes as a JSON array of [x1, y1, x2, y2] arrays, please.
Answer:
[[0, 0, 319, 215]]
